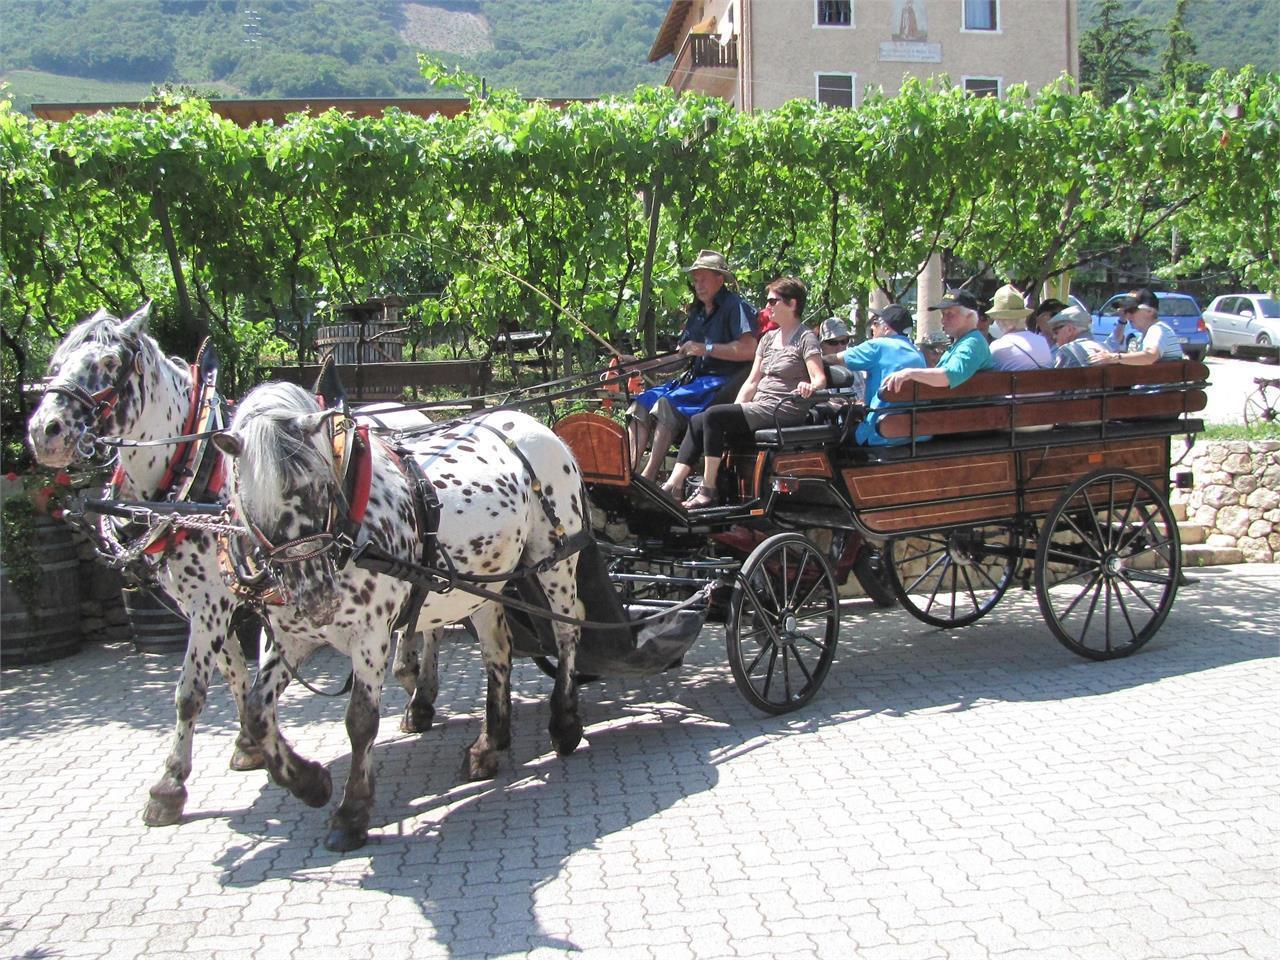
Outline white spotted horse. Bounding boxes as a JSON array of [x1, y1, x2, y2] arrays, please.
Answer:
[[26, 303, 266, 828], [25, 305, 441, 834], [213, 381, 588, 851]]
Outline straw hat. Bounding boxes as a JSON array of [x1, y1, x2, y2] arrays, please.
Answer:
[[986, 283, 1032, 322]]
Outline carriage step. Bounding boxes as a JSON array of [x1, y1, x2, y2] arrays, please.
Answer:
[[1181, 544, 1245, 567]]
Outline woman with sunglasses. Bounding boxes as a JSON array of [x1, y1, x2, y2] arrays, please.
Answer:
[[661, 277, 826, 509]]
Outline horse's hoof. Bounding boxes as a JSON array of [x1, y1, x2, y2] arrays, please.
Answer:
[[550, 718, 583, 757], [229, 744, 266, 772], [290, 762, 332, 808], [142, 782, 187, 827], [324, 824, 368, 853], [463, 749, 500, 781], [399, 703, 435, 735]]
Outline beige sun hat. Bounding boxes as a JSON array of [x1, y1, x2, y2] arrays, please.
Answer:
[[683, 249, 735, 282], [986, 283, 1032, 322]]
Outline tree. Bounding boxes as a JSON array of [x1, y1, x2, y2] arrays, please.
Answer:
[[1080, 0, 1155, 104], [1160, 0, 1210, 94]]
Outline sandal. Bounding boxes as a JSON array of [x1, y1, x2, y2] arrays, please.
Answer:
[[681, 485, 718, 510]]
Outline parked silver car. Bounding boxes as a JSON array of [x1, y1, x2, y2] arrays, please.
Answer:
[[1204, 294, 1280, 351]]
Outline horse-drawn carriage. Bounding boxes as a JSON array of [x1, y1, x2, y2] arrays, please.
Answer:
[[547, 355, 1208, 713], [26, 305, 1208, 850]]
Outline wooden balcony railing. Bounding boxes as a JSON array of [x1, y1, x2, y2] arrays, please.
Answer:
[[689, 34, 738, 70]]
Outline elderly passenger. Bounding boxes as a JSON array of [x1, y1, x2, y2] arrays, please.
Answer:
[[627, 249, 758, 482], [1048, 305, 1105, 367], [987, 285, 1051, 370], [1091, 288, 1181, 366], [661, 277, 825, 510], [881, 289, 994, 393]]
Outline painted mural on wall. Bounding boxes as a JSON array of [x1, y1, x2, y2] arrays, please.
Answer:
[[892, 0, 928, 42], [883, 0, 940, 62]]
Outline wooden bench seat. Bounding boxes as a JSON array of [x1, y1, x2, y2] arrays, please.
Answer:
[[750, 360, 1207, 457]]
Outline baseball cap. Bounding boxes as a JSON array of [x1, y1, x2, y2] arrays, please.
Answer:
[[929, 289, 983, 312], [871, 303, 914, 333]]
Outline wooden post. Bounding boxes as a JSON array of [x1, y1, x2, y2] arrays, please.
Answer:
[[636, 172, 665, 357]]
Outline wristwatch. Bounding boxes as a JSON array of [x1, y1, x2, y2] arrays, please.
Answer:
[[704, 341, 714, 356]]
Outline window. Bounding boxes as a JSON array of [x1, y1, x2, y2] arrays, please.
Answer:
[[963, 77, 1001, 98], [817, 1, 852, 27], [963, 0, 998, 31], [816, 73, 855, 108]]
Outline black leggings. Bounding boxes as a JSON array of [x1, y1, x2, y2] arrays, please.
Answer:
[[676, 403, 753, 466]]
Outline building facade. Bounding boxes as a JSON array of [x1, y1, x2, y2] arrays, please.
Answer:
[[650, 0, 1079, 111]]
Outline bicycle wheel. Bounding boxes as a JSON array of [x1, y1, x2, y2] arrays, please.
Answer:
[[1243, 381, 1280, 426]]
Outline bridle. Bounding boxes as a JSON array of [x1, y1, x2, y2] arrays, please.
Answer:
[[220, 412, 370, 605], [42, 340, 141, 459]]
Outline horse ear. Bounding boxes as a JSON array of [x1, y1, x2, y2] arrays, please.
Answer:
[[117, 301, 153, 338], [298, 411, 334, 437], [212, 432, 242, 458]]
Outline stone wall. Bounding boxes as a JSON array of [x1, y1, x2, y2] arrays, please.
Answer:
[[1179, 440, 1280, 562]]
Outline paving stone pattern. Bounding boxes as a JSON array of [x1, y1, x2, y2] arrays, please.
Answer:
[[2, 564, 1278, 960]]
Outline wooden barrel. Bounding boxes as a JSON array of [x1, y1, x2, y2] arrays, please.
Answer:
[[315, 321, 406, 365], [122, 588, 189, 655], [1, 516, 83, 666]]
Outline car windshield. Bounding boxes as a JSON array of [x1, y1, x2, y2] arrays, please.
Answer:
[[1159, 297, 1200, 317], [1257, 298, 1279, 318]]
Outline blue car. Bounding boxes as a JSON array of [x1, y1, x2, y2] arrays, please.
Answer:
[[1091, 292, 1210, 362]]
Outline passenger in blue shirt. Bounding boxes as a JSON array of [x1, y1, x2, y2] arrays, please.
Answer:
[[881, 289, 995, 395], [842, 303, 927, 446]]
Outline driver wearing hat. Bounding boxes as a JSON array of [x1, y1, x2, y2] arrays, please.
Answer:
[[627, 250, 758, 481]]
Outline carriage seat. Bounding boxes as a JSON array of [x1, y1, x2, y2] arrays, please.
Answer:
[[751, 362, 861, 451]]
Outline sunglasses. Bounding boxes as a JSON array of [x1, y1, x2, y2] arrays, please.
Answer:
[[826, 337, 850, 346], [765, 295, 786, 306]]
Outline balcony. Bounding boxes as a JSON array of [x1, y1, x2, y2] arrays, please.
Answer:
[[667, 32, 738, 100]]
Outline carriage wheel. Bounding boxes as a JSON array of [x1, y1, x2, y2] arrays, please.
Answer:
[[1035, 469, 1180, 661], [886, 523, 1021, 628], [1243, 381, 1280, 427], [726, 532, 839, 715]]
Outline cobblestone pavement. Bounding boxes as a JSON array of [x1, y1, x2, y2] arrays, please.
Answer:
[[2, 564, 1277, 960]]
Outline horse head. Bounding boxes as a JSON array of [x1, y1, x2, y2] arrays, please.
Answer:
[[213, 382, 347, 627], [27, 302, 171, 468]]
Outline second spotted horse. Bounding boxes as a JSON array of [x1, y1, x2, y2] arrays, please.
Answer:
[[212, 382, 592, 851]]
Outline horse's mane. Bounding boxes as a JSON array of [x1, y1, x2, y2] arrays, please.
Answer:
[[50, 309, 183, 383], [230, 382, 334, 520]]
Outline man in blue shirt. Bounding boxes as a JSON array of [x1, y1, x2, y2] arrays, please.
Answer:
[[881, 289, 994, 393], [842, 303, 927, 446], [628, 250, 757, 481]]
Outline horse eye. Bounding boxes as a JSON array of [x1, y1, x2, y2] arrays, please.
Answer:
[[103, 356, 119, 372]]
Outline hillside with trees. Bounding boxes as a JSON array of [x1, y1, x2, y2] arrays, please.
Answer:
[[0, 0, 668, 113], [1081, 0, 1279, 77], [2, 0, 1275, 116]]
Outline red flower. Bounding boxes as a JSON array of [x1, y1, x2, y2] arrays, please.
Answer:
[[54, 472, 72, 486], [3, 472, 16, 482]]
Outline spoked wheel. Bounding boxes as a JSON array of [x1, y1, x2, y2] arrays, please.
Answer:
[[1035, 469, 1180, 660], [1243, 380, 1280, 427], [886, 523, 1022, 627], [727, 532, 839, 714]]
